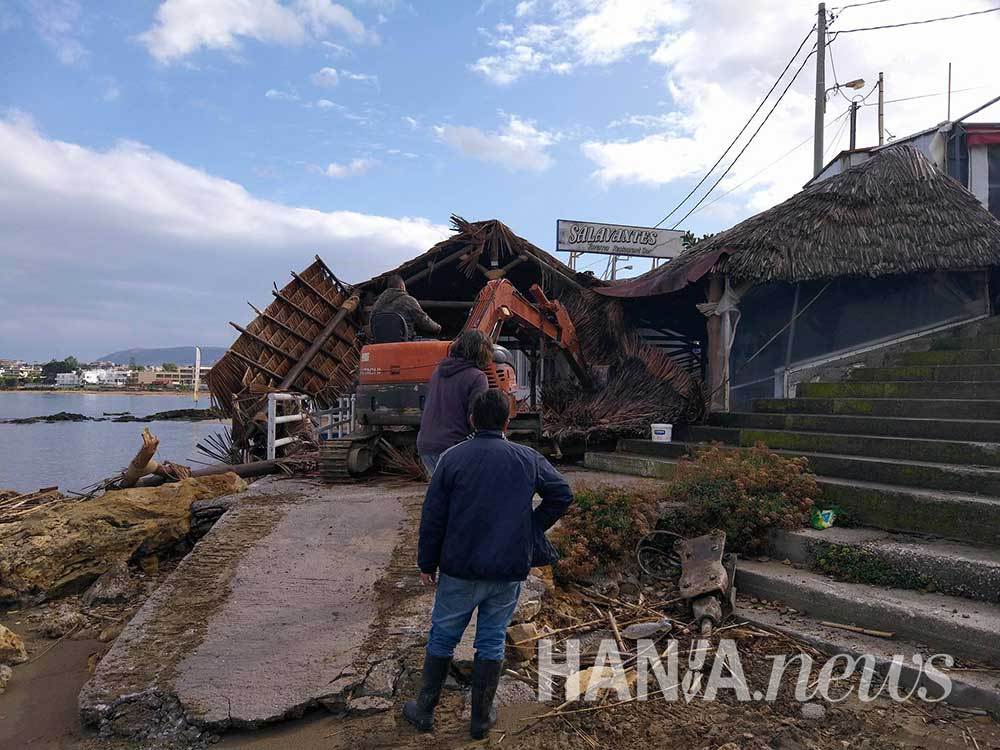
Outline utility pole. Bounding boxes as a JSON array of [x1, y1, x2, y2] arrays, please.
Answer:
[[610, 254, 618, 281], [877, 71, 885, 146], [813, 2, 827, 175], [947, 63, 952, 120], [849, 100, 859, 150]]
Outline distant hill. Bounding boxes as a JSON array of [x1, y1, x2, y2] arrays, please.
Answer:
[[95, 347, 228, 366]]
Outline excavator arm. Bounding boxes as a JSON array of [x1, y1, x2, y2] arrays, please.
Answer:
[[464, 279, 591, 389]]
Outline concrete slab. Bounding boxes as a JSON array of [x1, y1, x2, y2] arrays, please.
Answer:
[[79, 477, 423, 738]]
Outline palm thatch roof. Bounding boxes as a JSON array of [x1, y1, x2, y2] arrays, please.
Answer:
[[598, 145, 1000, 298]]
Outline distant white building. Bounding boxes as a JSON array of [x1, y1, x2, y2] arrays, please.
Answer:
[[81, 367, 130, 387], [55, 372, 80, 387]]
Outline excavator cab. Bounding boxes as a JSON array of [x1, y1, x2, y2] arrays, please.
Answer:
[[320, 279, 588, 479]]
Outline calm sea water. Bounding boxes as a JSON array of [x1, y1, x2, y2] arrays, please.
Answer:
[[0, 392, 226, 493]]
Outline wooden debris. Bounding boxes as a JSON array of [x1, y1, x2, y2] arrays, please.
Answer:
[[819, 621, 895, 639]]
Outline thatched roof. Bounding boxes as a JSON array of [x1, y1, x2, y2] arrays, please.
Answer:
[[598, 145, 1000, 298], [362, 215, 596, 296]]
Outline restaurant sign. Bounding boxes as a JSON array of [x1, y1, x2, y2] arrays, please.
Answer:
[[556, 220, 685, 259]]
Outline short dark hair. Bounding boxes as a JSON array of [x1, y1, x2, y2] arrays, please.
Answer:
[[449, 330, 494, 369], [471, 389, 511, 431], [386, 274, 405, 290]]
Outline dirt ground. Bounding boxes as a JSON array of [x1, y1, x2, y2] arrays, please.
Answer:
[[2, 471, 1000, 750]]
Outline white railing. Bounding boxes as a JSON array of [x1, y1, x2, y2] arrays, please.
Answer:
[[265, 392, 309, 460], [314, 395, 355, 441]]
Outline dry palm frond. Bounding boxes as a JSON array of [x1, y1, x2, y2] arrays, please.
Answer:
[[544, 288, 706, 442], [376, 438, 426, 481]]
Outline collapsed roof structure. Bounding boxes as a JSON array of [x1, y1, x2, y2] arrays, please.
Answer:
[[207, 216, 706, 457]]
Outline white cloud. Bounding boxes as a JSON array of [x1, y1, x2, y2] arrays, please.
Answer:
[[325, 157, 377, 177], [29, 0, 86, 64], [139, 0, 373, 64], [0, 114, 447, 359], [315, 98, 338, 109], [515, 1, 536, 17], [402, 115, 419, 129], [434, 114, 559, 172], [578, 0, 1000, 220], [341, 70, 378, 84], [101, 78, 121, 103], [311, 66, 340, 86], [265, 87, 299, 101], [471, 1, 688, 84]]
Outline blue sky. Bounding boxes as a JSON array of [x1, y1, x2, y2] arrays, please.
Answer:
[[2, 0, 998, 361]]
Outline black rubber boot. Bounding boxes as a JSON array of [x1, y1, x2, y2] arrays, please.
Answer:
[[469, 656, 504, 740], [402, 653, 452, 731]]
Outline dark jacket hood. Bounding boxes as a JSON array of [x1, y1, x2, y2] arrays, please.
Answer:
[[437, 355, 481, 377]]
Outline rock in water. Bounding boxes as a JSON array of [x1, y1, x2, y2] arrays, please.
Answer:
[[0, 624, 27, 664], [0, 473, 247, 603]]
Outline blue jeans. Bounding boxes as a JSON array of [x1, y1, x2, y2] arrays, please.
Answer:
[[427, 573, 522, 661], [420, 453, 440, 477]]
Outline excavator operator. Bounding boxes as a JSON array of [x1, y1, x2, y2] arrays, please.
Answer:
[[370, 274, 442, 342]]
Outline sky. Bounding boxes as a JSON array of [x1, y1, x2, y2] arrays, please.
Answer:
[[1, 0, 999, 362]]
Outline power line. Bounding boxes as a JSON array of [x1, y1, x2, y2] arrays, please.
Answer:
[[667, 44, 819, 229], [835, 6, 1000, 33], [860, 85, 986, 106], [651, 23, 816, 229], [689, 108, 852, 220]]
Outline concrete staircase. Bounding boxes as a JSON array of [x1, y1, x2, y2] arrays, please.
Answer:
[[585, 321, 1000, 713]]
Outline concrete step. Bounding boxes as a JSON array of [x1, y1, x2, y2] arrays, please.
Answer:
[[738, 606, 1000, 717], [582, 451, 677, 480], [621, 438, 1000, 503], [891, 349, 1000, 366], [753, 397, 1000, 421], [677, 425, 1000, 468], [766, 526, 1000, 603], [931, 333, 1000, 351], [589, 444, 1000, 544], [798, 380, 1000, 399], [711, 411, 1000, 442], [814, 477, 1000, 547], [735, 559, 1000, 666], [848, 364, 1000, 382]]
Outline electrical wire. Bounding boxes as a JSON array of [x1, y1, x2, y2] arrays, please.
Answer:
[[651, 23, 816, 229], [667, 45, 819, 229], [687, 109, 852, 220], [834, 6, 1000, 33], [860, 85, 987, 106]]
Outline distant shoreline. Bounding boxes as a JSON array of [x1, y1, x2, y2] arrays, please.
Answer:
[[0, 389, 210, 398]]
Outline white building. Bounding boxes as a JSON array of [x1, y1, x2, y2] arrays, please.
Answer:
[[55, 372, 81, 388]]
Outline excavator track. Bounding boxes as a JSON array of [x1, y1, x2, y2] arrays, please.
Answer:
[[318, 438, 353, 480], [319, 430, 379, 481]]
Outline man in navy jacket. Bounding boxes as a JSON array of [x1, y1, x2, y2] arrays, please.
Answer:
[[402, 388, 574, 739]]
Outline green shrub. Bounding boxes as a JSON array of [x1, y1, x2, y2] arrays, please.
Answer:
[[551, 484, 659, 584], [664, 443, 817, 554]]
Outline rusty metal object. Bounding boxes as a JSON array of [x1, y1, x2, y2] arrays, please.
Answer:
[[675, 531, 736, 637]]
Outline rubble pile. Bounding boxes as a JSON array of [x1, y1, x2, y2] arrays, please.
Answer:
[[0, 473, 247, 605]]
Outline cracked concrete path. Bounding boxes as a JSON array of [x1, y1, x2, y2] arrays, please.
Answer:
[[79, 477, 424, 737]]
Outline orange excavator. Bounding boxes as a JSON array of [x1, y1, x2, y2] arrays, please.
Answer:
[[319, 279, 590, 478]]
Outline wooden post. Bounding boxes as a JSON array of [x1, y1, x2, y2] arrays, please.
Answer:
[[706, 274, 727, 413]]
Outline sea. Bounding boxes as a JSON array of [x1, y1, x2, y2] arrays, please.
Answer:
[[0, 392, 226, 493]]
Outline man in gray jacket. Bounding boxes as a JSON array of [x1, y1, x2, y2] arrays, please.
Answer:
[[371, 274, 442, 341]]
